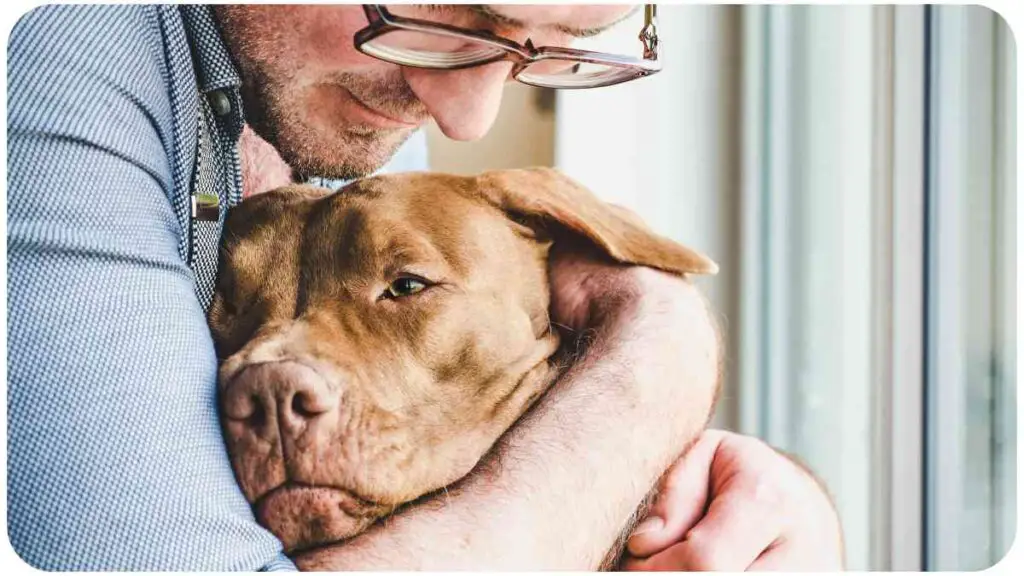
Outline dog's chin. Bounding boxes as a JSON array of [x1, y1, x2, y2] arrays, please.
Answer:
[[255, 485, 388, 553]]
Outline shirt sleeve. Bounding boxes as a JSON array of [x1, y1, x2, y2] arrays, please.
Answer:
[[7, 5, 293, 570]]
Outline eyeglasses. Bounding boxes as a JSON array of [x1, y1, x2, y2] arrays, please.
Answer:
[[353, 4, 661, 89]]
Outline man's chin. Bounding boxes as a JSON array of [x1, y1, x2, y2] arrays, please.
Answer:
[[286, 125, 417, 183]]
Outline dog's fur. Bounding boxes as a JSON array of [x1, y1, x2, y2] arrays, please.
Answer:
[[208, 168, 716, 566]]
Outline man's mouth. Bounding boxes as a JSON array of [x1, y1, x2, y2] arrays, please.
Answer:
[[344, 88, 423, 129], [255, 483, 391, 552]]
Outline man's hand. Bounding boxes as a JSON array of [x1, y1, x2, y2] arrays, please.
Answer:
[[295, 250, 721, 570], [623, 430, 845, 571]]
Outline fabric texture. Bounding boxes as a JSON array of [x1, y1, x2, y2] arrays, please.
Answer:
[[7, 4, 427, 570]]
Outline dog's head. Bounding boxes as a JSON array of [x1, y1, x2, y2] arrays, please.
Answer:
[[208, 168, 716, 553]]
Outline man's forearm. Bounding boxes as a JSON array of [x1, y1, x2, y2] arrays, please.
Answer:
[[296, 276, 720, 571]]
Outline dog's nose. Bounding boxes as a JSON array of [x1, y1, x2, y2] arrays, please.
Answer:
[[221, 361, 339, 435]]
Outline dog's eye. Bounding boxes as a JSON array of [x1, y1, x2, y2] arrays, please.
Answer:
[[383, 277, 428, 299]]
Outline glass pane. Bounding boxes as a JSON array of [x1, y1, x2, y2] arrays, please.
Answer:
[[925, 5, 1017, 570], [748, 5, 877, 569], [361, 29, 507, 67], [992, 7, 1017, 562]]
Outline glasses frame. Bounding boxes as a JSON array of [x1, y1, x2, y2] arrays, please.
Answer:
[[353, 4, 661, 89]]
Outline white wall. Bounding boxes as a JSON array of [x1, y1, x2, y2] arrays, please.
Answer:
[[426, 83, 555, 174]]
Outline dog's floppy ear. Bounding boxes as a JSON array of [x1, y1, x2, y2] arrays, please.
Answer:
[[475, 167, 718, 276], [209, 184, 334, 352]]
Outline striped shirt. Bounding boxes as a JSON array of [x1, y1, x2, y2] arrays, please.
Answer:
[[7, 4, 427, 570]]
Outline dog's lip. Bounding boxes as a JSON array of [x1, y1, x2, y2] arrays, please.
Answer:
[[256, 483, 392, 553], [256, 482, 387, 516]]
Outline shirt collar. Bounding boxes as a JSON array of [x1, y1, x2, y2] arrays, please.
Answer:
[[179, 5, 242, 94]]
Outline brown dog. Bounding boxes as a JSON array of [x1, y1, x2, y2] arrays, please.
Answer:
[[208, 167, 717, 565]]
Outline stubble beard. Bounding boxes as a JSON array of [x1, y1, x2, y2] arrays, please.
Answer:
[[240, 68, 428, 182]]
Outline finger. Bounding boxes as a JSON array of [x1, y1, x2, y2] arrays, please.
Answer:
[[626, 430, 727, 558], [622, 504, 774, 565], [746, 542, 802, 572], [618, 502, 786, 569], [638, 489, 785, 571], [621, 539, 692, 571]]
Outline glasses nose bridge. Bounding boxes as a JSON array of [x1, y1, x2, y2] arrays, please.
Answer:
[[504, 39, 538, 70]]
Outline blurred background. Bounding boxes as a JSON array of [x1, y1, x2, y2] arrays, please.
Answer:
[[424, 4, 1015, 572]]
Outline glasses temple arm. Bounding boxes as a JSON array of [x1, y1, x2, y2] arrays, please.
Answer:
[[639, 4, 659, 60]]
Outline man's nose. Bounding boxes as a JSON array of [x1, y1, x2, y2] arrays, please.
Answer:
[[404, 61, 513, 141], [221, 361, 339, 440]]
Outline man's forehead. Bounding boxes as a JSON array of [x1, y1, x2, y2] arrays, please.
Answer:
[[482, 4, 639, 37]]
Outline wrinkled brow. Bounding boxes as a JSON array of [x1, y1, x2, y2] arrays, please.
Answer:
[[415, 4, 640, 39], [471, 4, 641, 38]]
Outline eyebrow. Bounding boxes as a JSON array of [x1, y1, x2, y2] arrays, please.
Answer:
[[466, 4, 642, 39]]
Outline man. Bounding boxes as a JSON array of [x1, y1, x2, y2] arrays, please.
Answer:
[[7, 4, 843, 571]]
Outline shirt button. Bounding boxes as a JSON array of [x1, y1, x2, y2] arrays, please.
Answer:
[[209, 90, 232, 116]]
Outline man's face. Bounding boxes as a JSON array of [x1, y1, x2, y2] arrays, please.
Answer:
[[213, 4, 635, 181]]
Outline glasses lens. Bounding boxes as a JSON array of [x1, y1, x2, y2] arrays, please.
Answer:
[[516, 58, 643, 88], [360, 29, 508, 68]]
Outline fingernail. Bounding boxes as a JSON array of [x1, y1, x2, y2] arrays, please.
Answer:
[[629, 516, 664, 539]]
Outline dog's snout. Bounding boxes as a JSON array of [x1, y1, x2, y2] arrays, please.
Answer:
[[290, 387, 334, 418], [222, 362, 339, 434]]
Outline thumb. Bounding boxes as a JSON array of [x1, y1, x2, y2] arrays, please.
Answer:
[[626, 430, 726, 558]]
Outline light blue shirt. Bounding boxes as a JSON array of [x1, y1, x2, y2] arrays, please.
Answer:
[[7, 4, 427, 570]]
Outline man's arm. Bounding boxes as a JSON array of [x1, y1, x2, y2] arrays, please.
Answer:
[[296, 267, 721, 570], [7, 6, 288, 570]]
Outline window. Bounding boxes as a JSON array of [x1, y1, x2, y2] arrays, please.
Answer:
[[553, 4, 1016, 571], [924, 6, 1016, 570]]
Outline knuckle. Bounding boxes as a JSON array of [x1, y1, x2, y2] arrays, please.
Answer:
[[680, 530, 726, 570]]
